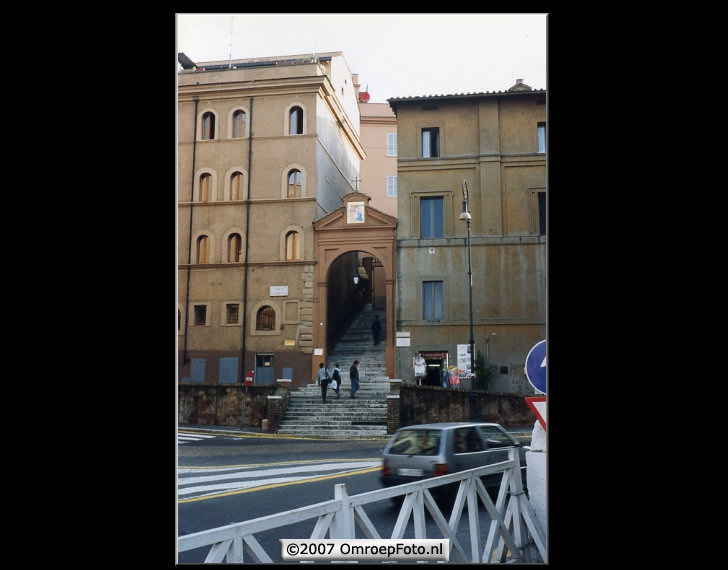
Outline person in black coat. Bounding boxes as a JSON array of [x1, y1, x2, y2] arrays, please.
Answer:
[[317, 362, 331, 403], [371, 315, 382, 345], [332, 363, 342, 399], [349, 360, 360, 398]]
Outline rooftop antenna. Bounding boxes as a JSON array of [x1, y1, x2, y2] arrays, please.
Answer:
[[228, 16, 234, 69]]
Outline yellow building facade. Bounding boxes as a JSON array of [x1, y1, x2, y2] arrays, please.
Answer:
[[177, 52, 365, 387], [389, 81, 547, 393]]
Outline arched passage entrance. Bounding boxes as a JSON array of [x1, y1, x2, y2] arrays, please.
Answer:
[[312, 192, 397, 380]]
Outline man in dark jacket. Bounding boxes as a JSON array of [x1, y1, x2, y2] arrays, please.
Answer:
[[317, 362, 331, 403], [371, 315, 382, 345], [349, 360, 360, 398]]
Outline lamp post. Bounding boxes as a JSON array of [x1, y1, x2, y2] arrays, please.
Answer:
[[460, 180, 477, 421]]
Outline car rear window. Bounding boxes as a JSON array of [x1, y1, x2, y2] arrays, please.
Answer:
[[388, 429, 441, 455]]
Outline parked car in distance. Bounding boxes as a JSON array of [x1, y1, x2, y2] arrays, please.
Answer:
[[380, 422, 529, 495]]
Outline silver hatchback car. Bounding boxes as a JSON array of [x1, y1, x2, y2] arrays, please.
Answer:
[[380, 422, 529, 493]]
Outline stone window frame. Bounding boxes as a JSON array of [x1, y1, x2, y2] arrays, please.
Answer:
[[221, 301, 243, 327], [191, 229, 214, 264], [224, 167, 247, 201], [279, 224, 305, 261], [228, 106, 250, 139], [284, 102, 308, 136], [250, 300, 281, 337], [199, 109, 218, 141], [191, 301, 212, 327], [194, 167, 218, 202], [281, 164, 307, 198]]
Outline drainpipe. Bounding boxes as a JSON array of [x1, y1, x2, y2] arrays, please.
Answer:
[[241, 97, 253, 381], [183, 96, 199, 364]]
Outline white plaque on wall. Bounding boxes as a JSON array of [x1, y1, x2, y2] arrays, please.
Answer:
[[396, 331, 411, 347], [347, 201, 365, 223], [270, 285, 289, 296]]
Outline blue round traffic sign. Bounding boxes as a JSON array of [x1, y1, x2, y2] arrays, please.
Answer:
[[525, 340, 546, 394]]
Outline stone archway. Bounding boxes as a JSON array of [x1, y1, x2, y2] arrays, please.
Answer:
[[312, 192, 397, 380]]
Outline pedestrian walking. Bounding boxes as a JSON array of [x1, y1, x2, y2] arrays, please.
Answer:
[[349, 360, 360, 398], [371, 315, 382, 345], [332, 363, 342, 399], [317, 362, 331, 403]]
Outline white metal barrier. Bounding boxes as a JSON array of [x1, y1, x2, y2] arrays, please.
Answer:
[[177, 449, 546, 563]]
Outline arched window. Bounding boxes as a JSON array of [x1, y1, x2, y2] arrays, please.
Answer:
[[201, 112, 215, 140], [289, 106, 303, 135], [232, 109, 247, 138], [199, 173, 212, 202], [256, 306, 276, 331], [285, 231, 300, 261], [230, 171, 243, 200], [196, 235, 208, 263], [228, 233, 242, 262], [287, 169, 301, 198]]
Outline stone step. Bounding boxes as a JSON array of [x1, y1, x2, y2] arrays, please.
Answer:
[[282, 416, 387, 423], [292, 384, 390, 392], [284, 402, 387, 409], [278, 416, 387, 425], [289, 400, 387, 406], [278, 426, 387, 433], [294, 382, 390, 387], [287, 398, 386, 403], [278, 309, 390, 438], [276, 426, 389, 439], [277, 428, 387, 436], [284, 404, 383, 408], [290, 395, 388, 401], [293, 384, 391, 391]]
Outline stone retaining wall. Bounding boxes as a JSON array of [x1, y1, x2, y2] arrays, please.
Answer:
[[388, 382, 533, 432]]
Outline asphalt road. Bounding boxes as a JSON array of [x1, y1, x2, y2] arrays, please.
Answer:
[[176, 432, 525, 563], [177, 434, 390, 563]]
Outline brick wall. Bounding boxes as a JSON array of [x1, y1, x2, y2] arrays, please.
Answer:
[[396, 384, 533, 429], [178, 384, 277, 427]]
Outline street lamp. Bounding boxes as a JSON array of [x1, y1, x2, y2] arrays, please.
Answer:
[[353, 272, 360, 285], [460, 181, 477, 421]]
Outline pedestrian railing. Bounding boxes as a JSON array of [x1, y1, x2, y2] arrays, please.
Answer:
[[177, 448, 546, 563]]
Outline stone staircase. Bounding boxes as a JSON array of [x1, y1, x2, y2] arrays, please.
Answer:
[[277, 308, 390, 439]]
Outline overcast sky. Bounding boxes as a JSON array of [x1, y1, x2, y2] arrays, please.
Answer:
[[176, 13, 547, 103]]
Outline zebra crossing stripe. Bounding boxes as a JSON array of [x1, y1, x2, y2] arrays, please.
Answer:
[[178, 433, 216, 443], [177, 460, 380, 502]]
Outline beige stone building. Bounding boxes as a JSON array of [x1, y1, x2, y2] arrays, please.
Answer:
[[389, 80, 547, 393], [177, 52, 365, 387], [355, 89, 398, 310], [177, 50, 546, 396], [357, 90, 398, 219]]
